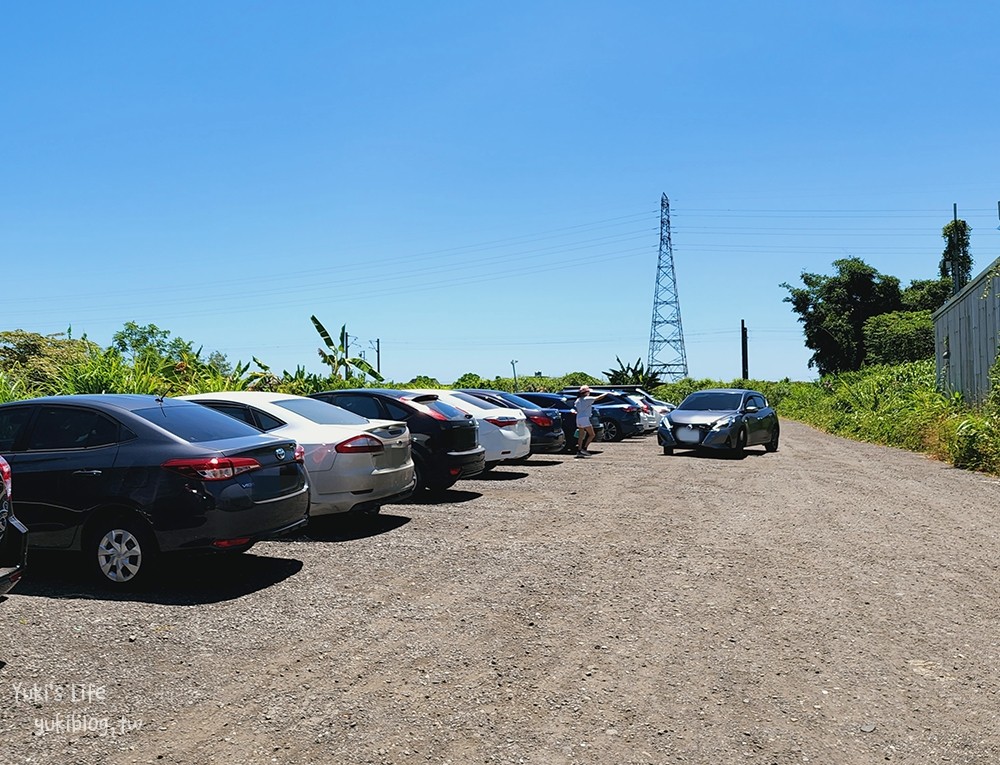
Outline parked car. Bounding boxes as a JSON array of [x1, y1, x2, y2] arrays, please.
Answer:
[[411, 390, 530, 470], [182, 392, 415, 516], [515, 392, 605, 451], [309, 389, 485, 493], [458, 389, 566, 454], [657, 388, 780, 456], [0, 395, 310, 587], [640, 393, 676, 419], [569, 385, 675, 419], [0, 455, 28, 598], [559, 389, 643, 442], [621, 393, 658, 433]]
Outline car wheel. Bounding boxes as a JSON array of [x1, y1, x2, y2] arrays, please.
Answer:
[[732, 427, 747, 455], [662, 445, 673, 456], [602, 419, 623, 442], [764, 423, 780, 452], [88, 513, 158, 588], [412, 457, 429, 492]]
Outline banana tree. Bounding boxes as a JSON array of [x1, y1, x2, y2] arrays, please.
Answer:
[[311, 315, 383, 382]]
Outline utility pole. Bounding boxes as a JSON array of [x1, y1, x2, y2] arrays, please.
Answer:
[[511, 359, 519, 389], [741, 319, 749, 380], [952, 202, 960, 295]]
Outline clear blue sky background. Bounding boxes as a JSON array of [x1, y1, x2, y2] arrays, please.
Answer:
[[5, 2, 999, 385]]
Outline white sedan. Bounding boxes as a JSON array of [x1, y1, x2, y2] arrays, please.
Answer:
[[181, 392, 415, 516], [409, 389, 531, 468]]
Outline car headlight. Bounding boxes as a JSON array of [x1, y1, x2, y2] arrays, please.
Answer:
[[711, 416, 737, 431]]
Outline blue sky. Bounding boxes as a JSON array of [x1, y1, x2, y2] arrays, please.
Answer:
[[5, 2, 999, 385]]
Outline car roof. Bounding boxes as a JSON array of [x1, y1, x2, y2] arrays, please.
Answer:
[[182, 391, 307, 404], [0, 394, 192, 413], [688, 388, 758, 395]]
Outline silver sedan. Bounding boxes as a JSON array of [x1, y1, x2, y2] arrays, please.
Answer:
[[182, 392, 415, 515]]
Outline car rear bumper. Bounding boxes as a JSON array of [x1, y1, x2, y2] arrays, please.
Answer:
[[530, 432, 567, 453], [311, 476, 417, 515], [0, 516, 28, 598], [156, 485, 311, 552]]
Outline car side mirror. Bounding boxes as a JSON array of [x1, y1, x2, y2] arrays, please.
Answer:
[[744, 405, 759, 413]]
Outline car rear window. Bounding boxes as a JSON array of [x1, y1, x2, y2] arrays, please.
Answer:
[[134, 404, 264, 442], [497, 392, 542, 409], [273, 397, 369, 425], [447, 392, 497, 411], [418, 398, 468, 420]]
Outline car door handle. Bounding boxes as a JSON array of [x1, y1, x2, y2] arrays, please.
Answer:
[[73, 470, 103, 476]]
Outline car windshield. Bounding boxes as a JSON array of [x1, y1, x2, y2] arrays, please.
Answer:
[[678, 391, 744, 412], [134, 404, 264, 442], [273, 397, 370, 425]]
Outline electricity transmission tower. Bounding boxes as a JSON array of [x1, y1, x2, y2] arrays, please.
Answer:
[[647, 193, 688, 381]]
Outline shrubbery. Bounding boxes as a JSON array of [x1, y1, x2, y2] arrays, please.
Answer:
[[8, 325, 1000, 478]]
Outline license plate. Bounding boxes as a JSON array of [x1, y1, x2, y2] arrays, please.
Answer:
[[676, 426, 701, 444]]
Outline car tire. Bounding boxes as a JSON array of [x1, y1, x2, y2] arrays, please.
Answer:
[[602, 419, 623, 442], [732, 427, 747, 456], [412, 456, 429, 492], [87, 512, 158, 588], [662, 445, 673, 456], [764, 423, 780, 453]]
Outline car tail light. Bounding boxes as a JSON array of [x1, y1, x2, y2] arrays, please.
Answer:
[[641, 403, 651, 413], [623, 406, 637, 413], [485, 417, 518, 427], [212, 537, 251, 549], [335, 435, 384, 454], [527, 414, 554, 427], [162, 457, 262, 480], [293, 444, 305, 462], [0, 456, 11, 498]]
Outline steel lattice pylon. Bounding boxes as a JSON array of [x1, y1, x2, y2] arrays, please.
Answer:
[[647, 193, 688, 381]]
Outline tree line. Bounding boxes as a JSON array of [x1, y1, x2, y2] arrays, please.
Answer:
[[781, 218, 972, 376]]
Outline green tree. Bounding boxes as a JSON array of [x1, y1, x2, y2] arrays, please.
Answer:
[[311, 315, 383, 382], [901, 278, 952, 312], [453, 372, 486, 388], [0, 330, 96, 392], [405, 375, 441, 388], [863, 310, 935, 366], [782, 257, 902, 375], [602, 356, 664, 389], [939, 219, 972, 291]]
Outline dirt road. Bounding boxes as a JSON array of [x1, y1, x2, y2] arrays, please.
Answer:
[[3, 420, 1000, 764]]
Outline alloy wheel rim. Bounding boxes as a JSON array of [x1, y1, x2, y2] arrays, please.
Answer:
[[97, 528, 143, 583]]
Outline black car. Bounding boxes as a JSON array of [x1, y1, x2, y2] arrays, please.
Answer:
[[0, 455, 28, 598], [309, 389, 486, 493], [514, 392, 605, 452], [458, 389, 566, 454], [0, 395, 310, 587]]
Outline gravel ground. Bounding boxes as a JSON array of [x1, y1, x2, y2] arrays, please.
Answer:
[[3, 421, 1000, 764]]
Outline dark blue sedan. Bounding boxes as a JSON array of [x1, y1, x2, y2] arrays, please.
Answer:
[[0, 395, 310, 587]]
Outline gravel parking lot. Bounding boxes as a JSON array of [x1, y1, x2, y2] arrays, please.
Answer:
[[3, 421, 1000, 765]]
